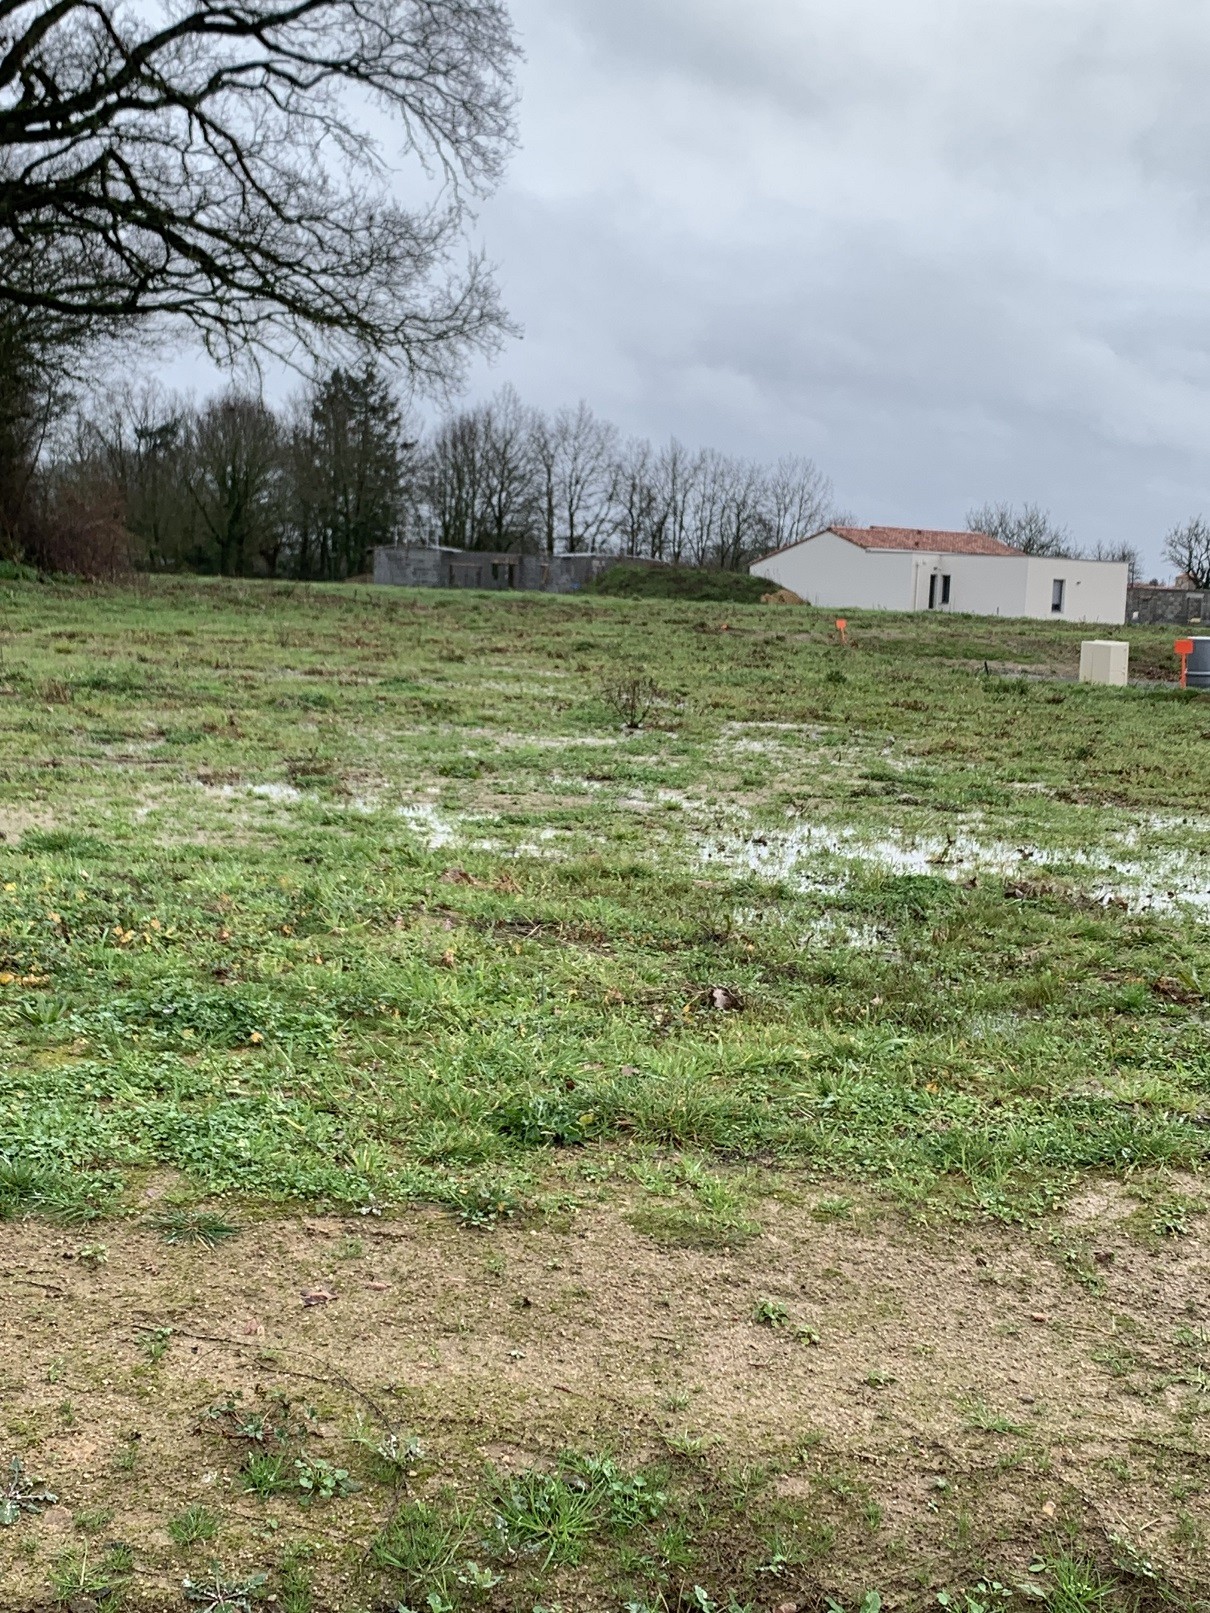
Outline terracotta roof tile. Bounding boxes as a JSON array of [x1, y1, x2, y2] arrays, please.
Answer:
[[831, 526, 1021, 557]]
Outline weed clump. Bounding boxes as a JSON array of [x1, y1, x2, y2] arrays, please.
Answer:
[[0, 1458, 57, 1525], [147, 1208, 240, 1248]]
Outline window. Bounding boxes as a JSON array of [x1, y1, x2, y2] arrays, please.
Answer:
[[1051, 578, 1066, 614], [928, 574, 938, 610], [941, 574, 952, 605]]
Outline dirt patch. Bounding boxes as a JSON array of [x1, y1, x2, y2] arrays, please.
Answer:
[[0, 807, 53, 844], [2, 1197, 1209, 1608]]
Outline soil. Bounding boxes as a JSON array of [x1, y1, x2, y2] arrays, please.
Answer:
[[2, 1188, 1209, 1609]]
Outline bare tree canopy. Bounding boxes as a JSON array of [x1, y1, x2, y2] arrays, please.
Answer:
[[1164, 517, 1210, 590], [0, 0, 519, 375], [966, 500, 1075, 557]]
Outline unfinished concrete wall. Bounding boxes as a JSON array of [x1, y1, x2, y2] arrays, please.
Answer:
[[1127, 585, 1209, 625], [373, 546, 614, 593]]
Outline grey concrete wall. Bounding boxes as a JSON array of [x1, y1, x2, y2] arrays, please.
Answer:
[[1127, 585, 1209, 625], [372, 546, 614, 594]]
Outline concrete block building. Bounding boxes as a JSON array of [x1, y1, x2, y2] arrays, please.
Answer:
[[373, 545, 613, 594]]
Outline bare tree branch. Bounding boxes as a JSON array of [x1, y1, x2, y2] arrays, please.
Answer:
[[0, 0, 519, 379]]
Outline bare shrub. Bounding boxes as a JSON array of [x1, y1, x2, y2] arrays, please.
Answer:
[[601, 671, 664, 729], [26, 475, 130, 579]]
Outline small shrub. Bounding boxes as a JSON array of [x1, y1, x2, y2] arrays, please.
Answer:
[[183, 1569, 268, 1613], [600, 670, 664, 729], [445, 1181, 523, 1228], [753, 1299, 790, 1330], [590, 563, 769, 603], [142, 1327, 173, 1365]]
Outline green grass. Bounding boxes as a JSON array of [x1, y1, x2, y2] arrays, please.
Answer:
[[167, 1505, 220, 1546], [589, 563, 773, 602], [0, 575, 1207, 1227]]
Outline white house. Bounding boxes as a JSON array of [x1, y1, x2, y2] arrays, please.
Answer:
[[750, 526, 1128, 624]]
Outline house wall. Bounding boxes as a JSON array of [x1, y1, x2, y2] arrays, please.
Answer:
[[923, 554, 1030, 616], [751, 536, 1127, 622], [1022, 558, 1127, 624], [751, 531, 916, 609]]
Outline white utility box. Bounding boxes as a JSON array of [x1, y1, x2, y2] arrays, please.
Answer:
[[1079, 640, 1129, 686]]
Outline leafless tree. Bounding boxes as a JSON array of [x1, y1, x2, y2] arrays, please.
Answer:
[[477, 384, 536, 550], [766, 455, 836, 551], [715, 457, 770, 571], [611, 437, 660, 559], [422, 409, 485, 549], [188, 391, 284, 575], [0, 0, 519, 378], [966, 500, 1075, 558], [1088, 540, 1142, 584], [652, 438, 698, 565], [1164, 518, 1210, 589], [530, 402, 617, 555], [80, 382, 198, 568]]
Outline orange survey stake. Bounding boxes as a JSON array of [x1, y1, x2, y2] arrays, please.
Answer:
[[836, 618, 849, 646], [1176, 638, 1195, 688]]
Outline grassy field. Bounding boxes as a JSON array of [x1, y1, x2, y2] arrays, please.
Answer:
[[2, 576, 1210, 1613]]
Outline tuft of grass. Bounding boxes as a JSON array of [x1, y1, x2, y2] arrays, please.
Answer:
[[1047, 1554, 1117, 1612], [49, 1542, 131, 1606], [0, 1157, 100, 1224], [241, 1452, 294, 1499], [960, 1400, 1026, 1436], [489, 1468, 602, 1568], [279, 1545, 315, 1613], [168, 1505, 221, 1546], [147, 1208, 240, 1248], [372, 1498, 475, 1601], [628, 1203, 759, 1251]]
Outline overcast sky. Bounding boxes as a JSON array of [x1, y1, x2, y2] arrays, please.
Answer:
[[167, 0, 1210, 576], [440, 0, 1210, 577]]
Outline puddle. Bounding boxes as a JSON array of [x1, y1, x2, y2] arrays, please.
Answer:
[[698, 818, 1210, 917], [248, 783, 302, 804], [395, 803, 458, 849]]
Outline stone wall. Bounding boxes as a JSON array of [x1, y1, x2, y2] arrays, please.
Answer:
[[1126, 585, 1209, 625], [373, 545, 615, 594]]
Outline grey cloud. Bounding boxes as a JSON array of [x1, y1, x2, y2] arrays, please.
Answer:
[[164, 0, 1210, 574], [453, 0, 1210, 570]]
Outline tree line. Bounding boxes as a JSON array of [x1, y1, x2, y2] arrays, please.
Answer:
[[0, 0, 520, 570], [39, 379, 843, 578], [966, 501, 1142, 581]]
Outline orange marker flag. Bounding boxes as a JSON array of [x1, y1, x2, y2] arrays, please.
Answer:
[[1176, 637, 1195, 689]]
